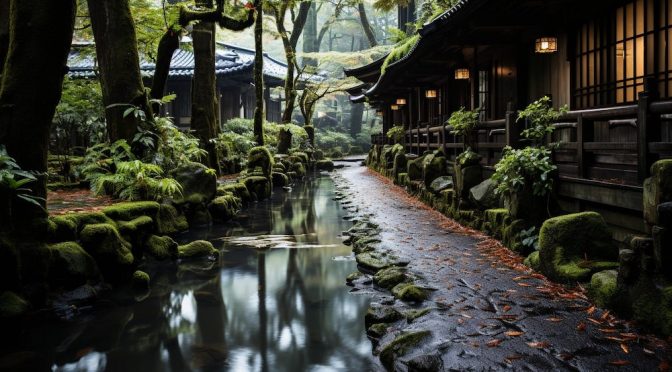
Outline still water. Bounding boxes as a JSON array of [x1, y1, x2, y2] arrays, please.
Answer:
[[6, 175, 373, 371]]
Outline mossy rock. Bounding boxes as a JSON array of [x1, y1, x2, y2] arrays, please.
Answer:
[[218, 183, 251, 203], [346, 271, 363, 284], [117, 216, 154, 251], [132, 270, 150, 291], [47, 216, 77, 243], [407, 155, 425, 181], [539, 212, 616, 282], [156, 203, 189, 235], [243, 176, 272, 201], [365, 306, 404, 327], [381, 144, 405, 170], [589, 270, 618, 308], [483, 208, 510, 238], [356, 252, 393, 271], [0, 291, 29, 318], [61, 212, 116, 232], [208, 195, 242, 222], [178, 240, 218, 260], [102, 201, 160, 221], [423, 154, 448, 188], [391, 283, 429, 302], [395, 172, 410, 186], [469, 179, 500, 210], [429, 176, 453, 195], [272, 162, 287, 172], [272, 172, 290, 187], [79, 223, 134, 284], [48, 242, 100, 289], [393, 153, 408, 180], [643, 159, 672, 226], [405, 308, 431, 322], [290, 162, 306, 178], [379, 331, 431, 370], [291, 151, 309, 164], [353, 236, 381, 254], [374, 266, 407, 289], [316, 160, 335, 171], [144, 235, 178, 261], [453, 164, 483, 200], [247, 146, 274, 177], [367, 323, 389, 338], [524, 251, 541, 270], [171, 161, 217, 203], [502, 219, 528, 253], [626, 279, 672, 337]]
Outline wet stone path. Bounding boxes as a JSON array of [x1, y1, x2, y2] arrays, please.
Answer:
[[333, 161, 670, 371]]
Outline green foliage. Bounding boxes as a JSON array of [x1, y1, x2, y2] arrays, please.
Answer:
[[517, 96, 568, 144], [54, 77, 106, 146], [0, 146, 45, 212], [381, 34, 420, 74], [520, 226, 540, 251], [492, 146, 557, 197], [386, 126, 405, 144], [80, 140, 135, 181], [151, 116, 207, 169], [91, 160, 182, 201], [448, 107, 479, 137], [455, 148, 480, 166]]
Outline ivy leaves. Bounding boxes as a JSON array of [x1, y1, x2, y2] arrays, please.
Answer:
[[517, 96, 568, 144]]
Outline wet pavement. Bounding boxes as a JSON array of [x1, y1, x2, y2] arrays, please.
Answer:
[[333, 161, 671, 371]]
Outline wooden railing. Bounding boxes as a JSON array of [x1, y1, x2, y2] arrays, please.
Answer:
[[371, 83, 672, 235]]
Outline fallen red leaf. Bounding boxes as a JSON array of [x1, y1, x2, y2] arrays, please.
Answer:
[[505, 331, 524, 337], [546, 317, 564, 323], [576, 322, 586, 332], [487, 339, 503, 347], [608, 360, 631, 366], [527, 341, 550, 349], [620, 343, 629, 354]]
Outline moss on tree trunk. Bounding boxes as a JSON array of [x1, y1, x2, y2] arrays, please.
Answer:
[[253, 2, 265, 146], [0, 0, 76, 231], [87, 0, 153, 143], [150, 28, 181, 112]]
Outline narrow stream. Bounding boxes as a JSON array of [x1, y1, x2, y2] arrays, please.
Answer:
[[3, 174, 373, 371]]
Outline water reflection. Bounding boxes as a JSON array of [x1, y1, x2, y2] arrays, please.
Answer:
[[0, 175, 372, 371]]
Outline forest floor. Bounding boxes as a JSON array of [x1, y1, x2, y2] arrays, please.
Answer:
[[333, 160, 671, 371]]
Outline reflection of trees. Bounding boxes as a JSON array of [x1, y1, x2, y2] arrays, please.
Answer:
[[192, 274, 228, 371]]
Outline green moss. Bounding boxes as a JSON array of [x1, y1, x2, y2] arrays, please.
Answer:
[[356, 252, 393, 271], [374, 266, 407, 289], [407, 155, 425, 181], [524, 251, 541, 270], [79, 223, 134, 284], [393, 153, 407, 180], [290, 162, 306, 178], [589, 270, 618, 308], [132, 270, 150, 291], [243, 176, 272, 201], [392, 283, 429, 302], [61, 212, 116, 232], [209, 195, 241, 221], [47, 216, 77, 242], [273, 162, 287, 172], [379, 330, 431, 369], [144, 235, 178, 261], [367, 323, 388, 338], [346, 271, 363, 283], [218, 183, 251, 203], [644, 159, 672, 225], [628, 280, 672, 337], [538, 212, 616, 282], [291, 151, 309, 164], [272, 172, 290, 187], [156, 203, 189, 235], [423, 153, 448, 188], [178, 240, 218, 260], [48, 241, 100, 288], [117, 216, 154, 242], [381, 34, 420, 74], [102, 201, 160, 221], [171, 161, 217, 202], [247, 146, 274, 177], [316, 160, 335, 171], [405, 308, 431, 322], [365, 306, 404, 326], [0, 291, 29, 318]]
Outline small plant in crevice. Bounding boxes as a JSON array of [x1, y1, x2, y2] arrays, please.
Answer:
[[455, 147, 481, 167], [520, 226, 540, 251]]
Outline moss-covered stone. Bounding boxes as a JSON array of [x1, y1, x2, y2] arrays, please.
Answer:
[[171, 161, 217, 202], [48, 242, 100, 288], [524, 251, 540, 270], [79, 223, 134, 284], [423, 153, 448, 188], [291, 151, 309, 164], [61, 212, 116, 232], [178, 240, 218, 260], [393, 153, 407, 180], [247, 146, 274, 177], [102, 201, 160, 221], [272, 172, 290, 187], [273, 162, 287, 172], [407, 155, 425, 181], [643, 159, 672, 226], [469, 179, 500, 210], [208, 195, 242, 222], [144, 235, 178, 261], [391, 283, 429, 302], [429, 176, 453, 195], [379, 331, 431, 369], [290, 162, 306, 178], [316, 160, 335, 171], [374, 266, 407, 289], [367, 323, 388, 338], [132, 270, 150, 291], [218, 183, 252, 203], [405, 308, 431, 322], [365, 306, 404, 326], [243, 176, 272, 201], [356, 252, 393, 271], [589, 270, 618, 308], [538, 212, 616, 282], [453, 164, 483, 201], [47, 216, 77, 242], [156, 203, 189, 235], [117, 216, 154, 250], [0, 291, 29, 318], [346, 271, 363, 284]]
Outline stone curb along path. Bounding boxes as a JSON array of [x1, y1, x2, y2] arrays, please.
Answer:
[[331, 161, 671, 372]]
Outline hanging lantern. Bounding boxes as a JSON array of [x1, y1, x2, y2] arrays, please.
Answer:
[[425, 89, 438, 99], [535, 37, 558, 54], [455, 68, 470, 80], [396, 98, 407, 105], [391, 104, 400, 111]]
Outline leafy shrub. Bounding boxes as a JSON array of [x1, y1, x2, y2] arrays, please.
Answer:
[[0, 145, 45, 213], [455, 148, 481, 166], [91, 160, 182, 201], [517, 96, 568, 144], [151, 116, 207, 169], [492, 146, 556, 197], [386, 126, 405, 144], [448, 107, 479, 147]]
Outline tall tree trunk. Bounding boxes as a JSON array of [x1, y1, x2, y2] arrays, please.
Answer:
[[191, 17, 221, 171], [301, 2, 317, 66], [150, 28, 181, 113], [253, 2, 264, 146], [358, 3, 378, 48], [350, 103, 364, 138], [0, 0, 9, 76], [87, 0, 153, 143], [0, 0, 76, 229]]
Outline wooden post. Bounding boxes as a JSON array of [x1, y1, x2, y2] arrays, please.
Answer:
[[504, 102, 519, 148], [576, 113, 586, 178], [637, 77, 659, 182]]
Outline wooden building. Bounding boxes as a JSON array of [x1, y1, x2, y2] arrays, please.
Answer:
[[67, 40, 287, 127], [347, 0, 672, 237]]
